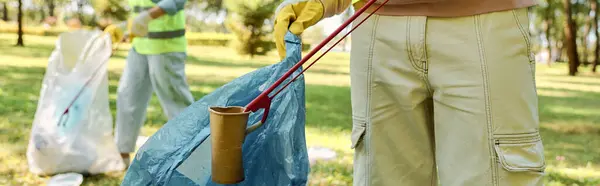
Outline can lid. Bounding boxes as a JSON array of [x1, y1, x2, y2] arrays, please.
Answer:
[[47, 172, 84, 186]]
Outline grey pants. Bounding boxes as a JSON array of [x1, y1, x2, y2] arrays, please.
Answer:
[[115, 48, 194, 153]]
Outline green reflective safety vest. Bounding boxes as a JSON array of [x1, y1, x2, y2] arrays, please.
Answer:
[[128, 0, 187, 55]]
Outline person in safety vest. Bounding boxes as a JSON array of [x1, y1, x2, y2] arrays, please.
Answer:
[[104, 0, 193, 168], [274, 0, 546, 185]]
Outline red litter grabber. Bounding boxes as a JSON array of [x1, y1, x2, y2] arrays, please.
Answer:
[[246, 0, 390, 123], [208, 0, 389, 184]]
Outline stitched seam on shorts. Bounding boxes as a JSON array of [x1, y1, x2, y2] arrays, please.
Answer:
[[365, 14, 379, 186], [418, 17, 426, 72], [422, 18, 435, 182], [513, 9, 539, 114], [475, 15, 498, 186], [512, 10, 534, 63], [425, 99, 436, 186], [420, 18, 433, 96], [407, 17, 424, 72], [418, 16, 434, 182], [512, 10, 531, 46], [515, 9, 538, 96], [530, 63, 538, 95], [418, 17, 427, 66]]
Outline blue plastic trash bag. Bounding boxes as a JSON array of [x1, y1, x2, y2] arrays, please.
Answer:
[[121, 32, 310, 186]]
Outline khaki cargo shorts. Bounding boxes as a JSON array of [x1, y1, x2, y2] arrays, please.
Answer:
[[349, 7, 546, 186]]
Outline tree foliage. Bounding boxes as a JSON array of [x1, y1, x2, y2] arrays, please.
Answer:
[[4, 0, 600, 74], [592, 0, 599, 72], [201, 0, 225, 13], [91, 0, 129, 21], [224, 0, 280, 57]]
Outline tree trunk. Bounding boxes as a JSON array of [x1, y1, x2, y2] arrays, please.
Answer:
[[48, 0, 55, 17], [593, 0, 600, 73], [2, 2, 8, 21], [556, 41, 565, 62], [564, 0, 579, 76], [544, 5, 553, 66], [40, 7, 46, 23], [16, 0, 24, 47], [582, 18, 591, 66], [545, 29, 552, 66], [581, 4, 593, 67], [78, 1, 85, 25]]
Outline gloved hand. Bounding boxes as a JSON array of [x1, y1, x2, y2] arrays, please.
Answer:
[[130, 11, 153, 37], [274, 0, 352, 60], [103, 22, 127, 44]]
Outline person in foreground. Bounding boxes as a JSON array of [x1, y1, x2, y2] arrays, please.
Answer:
[[274, 0, 546, 185], [104, 0, 194, 168]]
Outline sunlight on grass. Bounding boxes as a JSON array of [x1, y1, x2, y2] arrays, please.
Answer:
[[537, 89, 578, 97], [1, 33, 599, 185], [306, 127, 352, 154], [537, 81, 600, 93], [544, 123, 600, 135], [537, 75, 600, 85], [546, 105, 600, 117]]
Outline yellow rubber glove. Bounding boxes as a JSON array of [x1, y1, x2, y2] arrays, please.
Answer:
[[103, 22, 127, 44], [126, 19, 136, 41], [130, 11, 153, 37], [274, 0, 352, 60], [120, 18, 140, 41]]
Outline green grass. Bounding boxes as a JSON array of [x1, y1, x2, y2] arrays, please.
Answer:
[[0, 33, 599, 186]]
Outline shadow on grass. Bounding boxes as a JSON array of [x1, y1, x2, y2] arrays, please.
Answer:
[[101, 54, 348, 76], [110, 54, 127, 60], [186, 56, 349, 76], [537, 87, 600, 126], [0, 66, 44, 145], [81, 173, 124, 185], [537, 72, 600, 78], [0, 64, 353, 142], [536, 86, 600, 168], [0, 64, 355, 185], [0, 34, 350, 76], [2, 63, 599, 185], [0, 42, 55, 59], [543, 79, 600, 87]]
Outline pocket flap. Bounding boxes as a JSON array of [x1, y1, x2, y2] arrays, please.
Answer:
[[350, 118, 367, 149], [494, 133, 546, 172]]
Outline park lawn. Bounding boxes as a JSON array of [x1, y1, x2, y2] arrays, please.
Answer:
[[0, 33, 599, 186]]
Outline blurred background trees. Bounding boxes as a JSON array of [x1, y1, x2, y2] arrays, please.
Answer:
[[1, 0, 600, 74], [224, 0, 280, 57], [2, 0, 9, 21], [90, 0, 128, 22], [532, 0, 600, 75]]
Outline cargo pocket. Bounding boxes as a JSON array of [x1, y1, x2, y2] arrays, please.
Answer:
[[494, 132, 545, 172], [494, 132, 546, 185], [350, 117, 367, 149]]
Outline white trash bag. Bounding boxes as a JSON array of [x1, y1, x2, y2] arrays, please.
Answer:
[[26, 30, 125, 176]]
